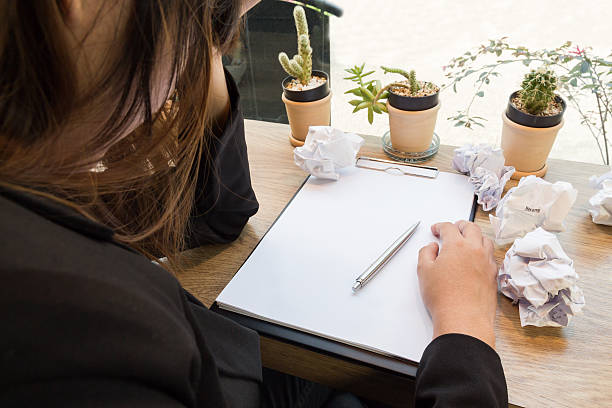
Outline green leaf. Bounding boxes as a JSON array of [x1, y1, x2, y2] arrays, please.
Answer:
[[476, 91, 484, 97], [522, 59, 531, 66], [353, 101, 369, 113], [367, 106, 374, 124], [454, 120, 466, 127], [372, 104, 382, 114], [570, 78, 578, 87], [569, 62, 582, 74], [380, 91, 389, 100], [345, 88, 362, 96], [361, 86, 375, 101], [377, 102, 388, 113], [580, 60, 590, 73], [362, 70, 375, 77], [348, 99, 362, 106], [375, 80, 382, 93]]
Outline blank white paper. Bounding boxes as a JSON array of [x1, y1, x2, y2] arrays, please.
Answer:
[[217, 165, 475, 363]]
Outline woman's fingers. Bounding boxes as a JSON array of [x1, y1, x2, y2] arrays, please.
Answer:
[[418, 242, 439, 270], [431, 222, 462, 243], [455, 220, 483, 244]]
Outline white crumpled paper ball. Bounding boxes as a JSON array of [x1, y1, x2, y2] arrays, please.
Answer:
[[498, 228, 585, 327], [588, 178, 612, 226], [293, 126, 364, 181], [490, 175, 577, 245], [451, 144, 515, 211]]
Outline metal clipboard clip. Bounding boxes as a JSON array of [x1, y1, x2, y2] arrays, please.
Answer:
[[355, 156, 439, 179]]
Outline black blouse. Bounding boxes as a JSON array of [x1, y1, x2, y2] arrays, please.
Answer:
[[0, 71, 507, 407]]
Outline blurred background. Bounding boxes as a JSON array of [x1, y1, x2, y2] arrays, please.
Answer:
[[224, 0, 612, 165]]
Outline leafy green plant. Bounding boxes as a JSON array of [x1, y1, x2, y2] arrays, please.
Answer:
[[278, 6, 312, 85], [443, 38, 612, 165], [519, 69, 559, 115], [344, 64, 428, 124]]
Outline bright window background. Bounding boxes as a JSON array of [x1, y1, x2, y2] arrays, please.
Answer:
[[329, 0, 612, 165]]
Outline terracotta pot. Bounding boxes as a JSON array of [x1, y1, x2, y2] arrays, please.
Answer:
[[281, 70, 331, 147], [387, 101, 440, 152], [501, 112, 564, 179], [282, 92, 331, 147]]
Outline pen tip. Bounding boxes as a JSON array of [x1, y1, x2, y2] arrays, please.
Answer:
[[352, 282, 361, 292]]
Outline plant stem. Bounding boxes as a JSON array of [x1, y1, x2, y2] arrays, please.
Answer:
[[373, 82, 412, 104], [464, 65, 500, 120], [595, 94, 610, 165], [585, 56, 610, 164], [565, 87, 607, 164]]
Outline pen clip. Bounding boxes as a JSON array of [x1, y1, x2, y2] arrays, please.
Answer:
[[355, 156, 439, 179]]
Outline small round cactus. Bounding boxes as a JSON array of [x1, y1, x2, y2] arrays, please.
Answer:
[[519, 68, 558, 115], [278, 6, 312, 85]]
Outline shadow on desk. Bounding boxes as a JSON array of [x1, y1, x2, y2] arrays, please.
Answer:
[[261, 335, 416, 407]]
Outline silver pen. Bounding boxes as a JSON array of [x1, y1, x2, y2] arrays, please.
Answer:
[[351, 221, 420, 292]]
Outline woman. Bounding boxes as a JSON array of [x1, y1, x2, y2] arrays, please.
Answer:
[[0, 1, 507, 406]]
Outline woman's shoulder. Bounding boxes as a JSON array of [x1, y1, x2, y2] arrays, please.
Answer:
[[0, 188, 209, 406], [0, 188, 181, 297]]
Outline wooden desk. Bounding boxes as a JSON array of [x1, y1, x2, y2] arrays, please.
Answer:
[[176, 119, 612, 408]]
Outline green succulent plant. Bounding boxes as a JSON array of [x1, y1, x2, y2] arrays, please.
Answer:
[[519, 68, 559, 115], [278, 6, 312, 85], [380, 66, 420, 94], [344, 64, 421, 124]]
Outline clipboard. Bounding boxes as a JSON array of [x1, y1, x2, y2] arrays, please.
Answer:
[[212, 157, 478, 377]]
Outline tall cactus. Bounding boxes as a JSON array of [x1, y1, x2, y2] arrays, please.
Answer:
[[278, 6, 312, 85], [519, 68, 558, 115]]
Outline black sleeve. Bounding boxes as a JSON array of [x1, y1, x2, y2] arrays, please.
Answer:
[[185, 69, 259, 248], [415, 334, 508, 408]]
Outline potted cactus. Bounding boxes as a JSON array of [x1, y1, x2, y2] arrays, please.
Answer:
[[345, 64, 440, 153], [501, 68, 566, 179], [278, 5, 330, 147]]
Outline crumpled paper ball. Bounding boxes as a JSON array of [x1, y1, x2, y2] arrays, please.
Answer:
[[588, 178, 612, 226], [452, 144, 515, 211], [498, 227, 585, 327], [589, 168, 612, 190], [490, 175, 577, 245], [293, 126, 364, 180]]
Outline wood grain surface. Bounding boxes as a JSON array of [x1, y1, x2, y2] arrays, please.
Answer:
[[176, 119, 612, 407]]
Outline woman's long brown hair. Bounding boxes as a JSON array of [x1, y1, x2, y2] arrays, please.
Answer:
[[0, 0, 242, 266]]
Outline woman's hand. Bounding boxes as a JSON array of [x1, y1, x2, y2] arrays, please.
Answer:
[[207, 0, 260, 131], [417, 221, 498, 348]]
